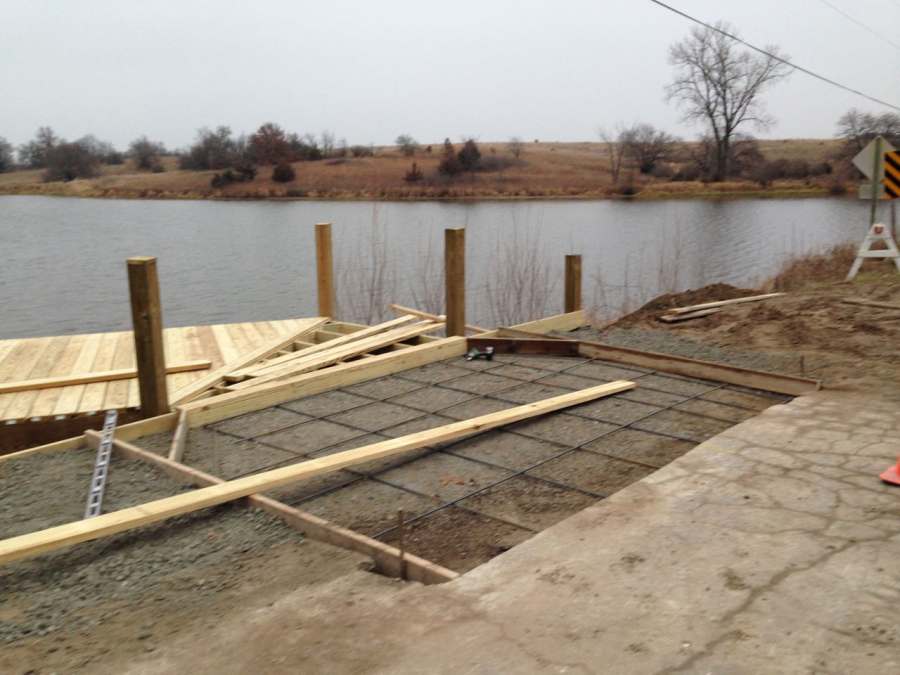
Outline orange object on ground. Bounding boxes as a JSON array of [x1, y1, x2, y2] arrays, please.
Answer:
[[880, 457, 900, 485]]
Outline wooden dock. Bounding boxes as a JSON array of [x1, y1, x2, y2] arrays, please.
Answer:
[[0, 318, 317, 423]]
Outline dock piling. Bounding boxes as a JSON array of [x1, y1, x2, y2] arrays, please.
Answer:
[[444, 228, 466, 336], [127, 256, 169, 418], [565, 254, 582, 313], [315, 222, 335, 318]]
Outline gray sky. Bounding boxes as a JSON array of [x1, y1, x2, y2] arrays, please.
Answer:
[[2, 0, 899, 150]]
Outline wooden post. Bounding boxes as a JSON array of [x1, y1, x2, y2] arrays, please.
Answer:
[[444, 228, 466, 336], [564, 254, 582, 312], [315, 222, 335, 318], [127, 257, 169, 418]]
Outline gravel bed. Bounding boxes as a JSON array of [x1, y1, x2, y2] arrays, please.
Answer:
[[565, 326, 802, 374]]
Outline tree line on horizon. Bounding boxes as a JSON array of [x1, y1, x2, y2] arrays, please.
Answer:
[[1, 21, 898, 186]]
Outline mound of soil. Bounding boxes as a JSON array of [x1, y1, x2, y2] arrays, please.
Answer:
[[614, 283, 760, 327]]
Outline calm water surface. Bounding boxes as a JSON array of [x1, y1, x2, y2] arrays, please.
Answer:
[[0, 195, 888, 339]]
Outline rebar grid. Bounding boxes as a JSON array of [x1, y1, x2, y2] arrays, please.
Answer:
[[197, 353, 781, 542]]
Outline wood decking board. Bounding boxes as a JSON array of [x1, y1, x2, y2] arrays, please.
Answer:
[[0, 320, 307, 422]]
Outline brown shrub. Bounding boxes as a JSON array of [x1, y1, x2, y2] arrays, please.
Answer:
[[770, 244, 857, 291]]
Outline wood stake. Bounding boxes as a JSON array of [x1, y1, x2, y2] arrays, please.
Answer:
[[564, 255, 582, 313], [397, 509, 407, 581], [445, 228, 466, 337], [127, 257, 169, 418], [315, 222, 335, 318]]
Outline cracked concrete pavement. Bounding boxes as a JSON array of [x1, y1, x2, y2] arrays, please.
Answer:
[[120, 390, 900, 674]]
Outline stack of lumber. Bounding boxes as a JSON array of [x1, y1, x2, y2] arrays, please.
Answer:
[[659, 293, 784, 323], [172, 315, 444, 405]]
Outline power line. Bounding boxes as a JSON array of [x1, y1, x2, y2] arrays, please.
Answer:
[[817, 0, 900, 53], [647, 0, 900, 112]]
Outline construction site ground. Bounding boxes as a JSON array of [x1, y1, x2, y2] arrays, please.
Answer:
[[4, 265, 900, 674]]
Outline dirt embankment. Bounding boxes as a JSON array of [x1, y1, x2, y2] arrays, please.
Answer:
[[593, 247, 900, 395], [0, 139, 849, 202]]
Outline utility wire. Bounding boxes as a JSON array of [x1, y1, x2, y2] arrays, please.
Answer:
[[647, 0, 900, 112], [817, 0, 900, 53]]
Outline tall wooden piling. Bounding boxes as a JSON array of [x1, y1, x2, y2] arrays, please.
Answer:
[[444, 228, 466, 336], [127, 257, 169, 418], [564, 255, 582, 313], [315, 222, 335, 318]]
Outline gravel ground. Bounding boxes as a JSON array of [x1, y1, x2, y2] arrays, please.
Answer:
[[565, 326, 803, 374]]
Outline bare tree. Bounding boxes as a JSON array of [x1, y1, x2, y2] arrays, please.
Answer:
[[0, 137, 14, 172], [507, 137, 524, 159], [620, 123, 676, 174], [18, 126, 58, 168], [129, 136, 167, 171], [395, 134, 418, 157], [484, 227, 556, 326], [666, 22, 790, 181], [408, 233, 443, 316], [598, 126, 627, 185], [320, 131, 336, 157], [335, 207, 396, 324], [836, 109, 900, 154]]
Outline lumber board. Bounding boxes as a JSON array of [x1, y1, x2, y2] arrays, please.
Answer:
[[577, 341, 819, 396], [0, 412, 177, 463], [667, 293, 784, 316], [841, 297, 900, 311], [225, 321, 444, 390], [170, 318, 328, 405], [658, 308, 722, 323], [467, 337, 580, 356], [0, 360, 212, 395], [182, 337, 468, 427], [496, 327, 564, 340], [86, 433, 456, 584], [1, 380, 634, 565], [389, 303, 488, 334], [508, 310, 586, 334], [227, 315, 420, 381], [168, 408, 189, 462]]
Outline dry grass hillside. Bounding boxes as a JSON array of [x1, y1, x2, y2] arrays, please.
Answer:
[[0, 139, 850, 201]]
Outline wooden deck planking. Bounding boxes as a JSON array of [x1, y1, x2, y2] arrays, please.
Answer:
[[0, 338, 55, 417], [52, 332, 103, 416], [29, 335, 87, 418], [0, 320, 308, 422]]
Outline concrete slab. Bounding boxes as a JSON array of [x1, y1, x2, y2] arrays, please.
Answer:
[[122, 391, 900, 674]]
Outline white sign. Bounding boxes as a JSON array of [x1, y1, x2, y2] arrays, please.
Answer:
[[853, 136, 896, 179]]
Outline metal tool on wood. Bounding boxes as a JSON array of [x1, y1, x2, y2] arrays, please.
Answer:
[[84, 410, 118, 519], [465, 346, 494, 362]]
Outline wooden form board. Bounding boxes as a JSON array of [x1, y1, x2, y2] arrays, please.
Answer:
[[577, 341, 819, 396], [388, 304, 488, 334], [0, 411, 178, 463], [841, 297, 900, 311], [0, 319, 315, 422], [85, 432, 456, 584], [182, 337, 469, 427], [0, 360, 212, 395], [467, 337, 581, 356], [667, 293, 784, 316], [225, 321, 443, 391], [226, 315, 419, 380], [170, 317, 328, 405], [659, 308, 722, 323], [0, 380, 634, 565]]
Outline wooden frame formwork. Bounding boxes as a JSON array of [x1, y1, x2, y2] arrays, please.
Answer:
[[0, 309, 820, 583]]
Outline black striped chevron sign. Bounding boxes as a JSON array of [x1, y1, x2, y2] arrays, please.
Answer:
[[885, 151, 900, 199]]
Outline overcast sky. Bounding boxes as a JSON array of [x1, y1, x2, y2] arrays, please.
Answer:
[[2, 0, 899, 150]]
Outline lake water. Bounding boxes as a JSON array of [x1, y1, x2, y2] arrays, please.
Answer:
[[0, 195, 890, 339]]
